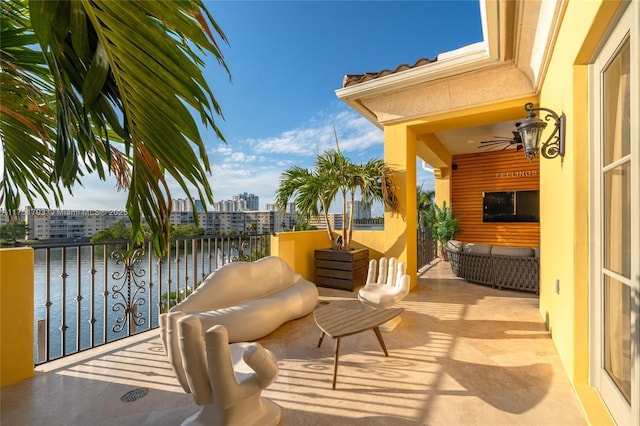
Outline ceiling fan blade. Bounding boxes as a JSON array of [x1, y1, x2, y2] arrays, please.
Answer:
[[480, 139, 511, 144], [479, 143, 510, 152], [479, 143, 507, 148]]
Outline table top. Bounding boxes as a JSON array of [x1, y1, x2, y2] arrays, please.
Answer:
[[313, 302, 404, 339]]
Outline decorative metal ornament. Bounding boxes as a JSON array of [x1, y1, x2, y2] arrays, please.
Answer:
[[111, 247, 147, 334]]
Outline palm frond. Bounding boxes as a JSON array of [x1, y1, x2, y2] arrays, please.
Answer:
[[0, 0, 64, 214], [7, 0, 230, 255]]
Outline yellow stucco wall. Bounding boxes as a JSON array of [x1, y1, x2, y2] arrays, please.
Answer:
[[537, 0, 620, 382], [0, 247, 35, 387], [271, 230, 387, 283], [350, 230, 386, 260], [270, 230, 329, 281], [534, 1, 622, 423]]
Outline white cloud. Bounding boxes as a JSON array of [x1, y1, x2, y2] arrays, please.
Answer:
[[35, 173, 129, 211], [248, 109, 382, 157], [210, 144, 233, 155], [228, 152, 256, 162], [207, 168, 284, 207]]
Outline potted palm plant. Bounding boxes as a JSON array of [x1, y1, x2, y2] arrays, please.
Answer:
[[425, 201, 460, 261], [275, 130, 398, 290]]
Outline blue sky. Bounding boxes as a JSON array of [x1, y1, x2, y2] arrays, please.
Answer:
[[54, 1, 483, 215]]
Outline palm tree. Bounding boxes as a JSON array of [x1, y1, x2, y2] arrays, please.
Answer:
[[425, 201, 460, 259], [275, 159, 339, 249], [345, 158, 397, 250], [1, 0, 229, 256], [417, 184, 435, 228], [275, 131, 398, 251]]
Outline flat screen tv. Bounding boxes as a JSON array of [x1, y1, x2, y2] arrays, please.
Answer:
[[483, 190, 539, 222]]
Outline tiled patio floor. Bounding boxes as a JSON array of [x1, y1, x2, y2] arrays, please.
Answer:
[[1, 259, 587, 425]]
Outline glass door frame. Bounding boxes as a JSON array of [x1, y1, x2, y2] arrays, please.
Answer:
[[589, 2, 639, 425]]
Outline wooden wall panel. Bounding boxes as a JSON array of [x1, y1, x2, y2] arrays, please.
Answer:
[[451, 149, 540, 248]]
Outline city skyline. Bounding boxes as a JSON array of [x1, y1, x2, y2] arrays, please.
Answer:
[[6, 198, 376, 241]]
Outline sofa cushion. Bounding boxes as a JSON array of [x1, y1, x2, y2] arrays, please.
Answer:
[[186, 280, 318, 343], [491, 246, 535, 257], [170, 256, 296, 313], [463, 243, 492, 255], [446, 240, 464, 252]]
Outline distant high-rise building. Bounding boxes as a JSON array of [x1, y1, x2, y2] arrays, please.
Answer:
[[266, 202, 294, 214], [212, 199, 233, 212], [172, 198, 192, 212], [211, 193, 259, 212], [22, 206, 130, 240], [308, 213, 343, 230], [232, 192, 259, 211], [352, 200, 371, 219], [171, 198, 205, 212], [17, 199, 282, 241]]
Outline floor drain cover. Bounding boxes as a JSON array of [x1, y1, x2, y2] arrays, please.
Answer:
[[121, 387, 149, 402]]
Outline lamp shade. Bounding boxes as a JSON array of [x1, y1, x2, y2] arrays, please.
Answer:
[[517, 112, 548, 161]]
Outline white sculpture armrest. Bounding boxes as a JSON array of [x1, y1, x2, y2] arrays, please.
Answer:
[[243, 343, 279, 389]]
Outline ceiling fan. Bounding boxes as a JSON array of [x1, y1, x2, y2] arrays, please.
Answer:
[[478, 129, 522, 152]]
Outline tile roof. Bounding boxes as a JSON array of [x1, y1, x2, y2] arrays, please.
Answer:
[[341, 57, 436, 88]]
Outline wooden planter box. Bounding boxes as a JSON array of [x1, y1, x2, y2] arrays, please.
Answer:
[[314, 248, 369, 292]]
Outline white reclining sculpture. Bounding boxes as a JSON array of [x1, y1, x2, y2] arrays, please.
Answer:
[[178, 318, 281, 426], [357, 257, 410, 332], [160, 256, 318, 392]]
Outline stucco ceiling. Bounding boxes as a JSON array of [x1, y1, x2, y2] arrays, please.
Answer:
[[434, 118, 523, 155]]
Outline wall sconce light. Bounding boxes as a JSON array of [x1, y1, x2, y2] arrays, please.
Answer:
[[516, 102, 566, 162]]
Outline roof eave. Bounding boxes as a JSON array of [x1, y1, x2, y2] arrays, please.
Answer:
[[336, 42, 498, 102], [335, 42, 501, 129]]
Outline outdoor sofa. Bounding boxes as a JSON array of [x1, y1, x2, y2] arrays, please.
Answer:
[[446, 240, 539, 294], [159, 255, 319, 393]]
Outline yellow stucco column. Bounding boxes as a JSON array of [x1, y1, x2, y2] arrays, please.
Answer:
[[1, 247, 34, 386], [384, 124, 418, 288]]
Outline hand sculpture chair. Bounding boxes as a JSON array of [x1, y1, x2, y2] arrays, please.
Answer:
[[177, 316, 281, 426], [357, 257, 410, 332]]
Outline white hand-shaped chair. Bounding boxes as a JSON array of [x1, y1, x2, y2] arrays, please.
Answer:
[[177, 316, 281, 426], [357, 257, 410, 332]]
